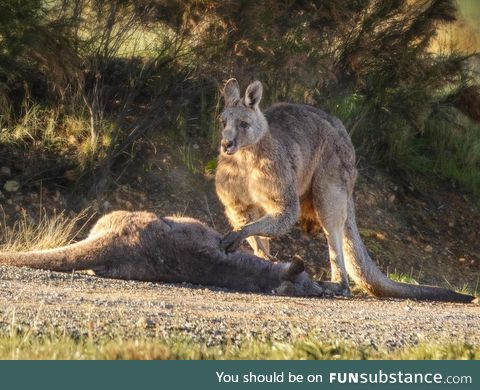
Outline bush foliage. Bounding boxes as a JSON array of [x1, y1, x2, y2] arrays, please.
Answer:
[[0, 0, 479, 194]]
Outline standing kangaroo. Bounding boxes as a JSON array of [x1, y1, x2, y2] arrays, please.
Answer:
[[0, 211, 324, 297], [215, 78, 476, 303]]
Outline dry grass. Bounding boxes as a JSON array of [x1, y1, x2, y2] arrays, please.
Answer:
[[0, 208, 91, 252], [0, 98, 115, 174]]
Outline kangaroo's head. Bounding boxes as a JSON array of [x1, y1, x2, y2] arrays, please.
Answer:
[[219, 78, 268, 155], [274, 257, 328, 297]]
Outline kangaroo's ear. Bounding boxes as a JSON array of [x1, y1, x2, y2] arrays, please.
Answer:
[[223, 78, 240, 107], [285, 256, 305, 281], [244, 80, 263, 109]]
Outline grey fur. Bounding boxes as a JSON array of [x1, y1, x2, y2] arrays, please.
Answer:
[[0, 211, 325, 297], [216, 79, 476, 303]]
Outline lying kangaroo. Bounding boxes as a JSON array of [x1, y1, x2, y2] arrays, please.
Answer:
[[215, 78, 476, 303], [0, 211, 325, 297]]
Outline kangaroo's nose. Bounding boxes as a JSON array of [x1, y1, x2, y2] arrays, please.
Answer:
[[221, 139, 237, 154]]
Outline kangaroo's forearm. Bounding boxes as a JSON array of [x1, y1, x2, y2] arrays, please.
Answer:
[[239, 205, 299, 238]]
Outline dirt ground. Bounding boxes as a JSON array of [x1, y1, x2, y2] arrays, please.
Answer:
[[1, 264, 479, 349]]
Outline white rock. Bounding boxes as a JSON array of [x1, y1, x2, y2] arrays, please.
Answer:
[[3, 180, 19, 192]]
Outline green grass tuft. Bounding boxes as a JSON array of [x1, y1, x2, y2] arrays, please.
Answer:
[[388, 270, 419, 285], [0, 332, 478, 360]]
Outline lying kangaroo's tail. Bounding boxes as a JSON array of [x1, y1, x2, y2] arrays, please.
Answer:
[[0, 234, 110, 272], [343, 199, 476, 303]]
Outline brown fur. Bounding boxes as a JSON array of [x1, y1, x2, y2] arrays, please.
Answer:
[[215, 78, 476, 303], [0, 211, 326, 297]]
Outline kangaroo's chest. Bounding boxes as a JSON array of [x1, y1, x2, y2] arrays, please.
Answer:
[[216, 158, 273, 209]]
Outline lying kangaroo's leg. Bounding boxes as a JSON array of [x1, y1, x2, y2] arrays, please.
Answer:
[[312, 178, 351, 297]]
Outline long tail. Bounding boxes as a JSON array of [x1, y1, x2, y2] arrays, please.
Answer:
[[0, 234, 110, 272], [343, 199, 476, 303]]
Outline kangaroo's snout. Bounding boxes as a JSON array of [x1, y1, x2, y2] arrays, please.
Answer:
[[221, 139, 237, 155]]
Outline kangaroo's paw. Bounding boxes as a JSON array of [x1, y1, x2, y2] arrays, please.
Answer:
[[220, 230, 243, 253]]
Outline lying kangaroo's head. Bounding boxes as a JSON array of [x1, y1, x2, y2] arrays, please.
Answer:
[[275, 257, 327, 297], [219, 78, 268, 155]]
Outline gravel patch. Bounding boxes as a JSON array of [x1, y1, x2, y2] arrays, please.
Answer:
[[0, 265, 479, 349]]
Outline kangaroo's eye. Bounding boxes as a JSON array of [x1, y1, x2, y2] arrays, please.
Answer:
[[240, 121, 249, 129]]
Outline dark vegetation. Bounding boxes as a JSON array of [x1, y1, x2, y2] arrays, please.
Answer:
[[0, 0, 479, 199]]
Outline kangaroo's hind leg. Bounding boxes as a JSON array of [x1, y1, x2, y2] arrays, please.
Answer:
[[312, 175, 351, 297]]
